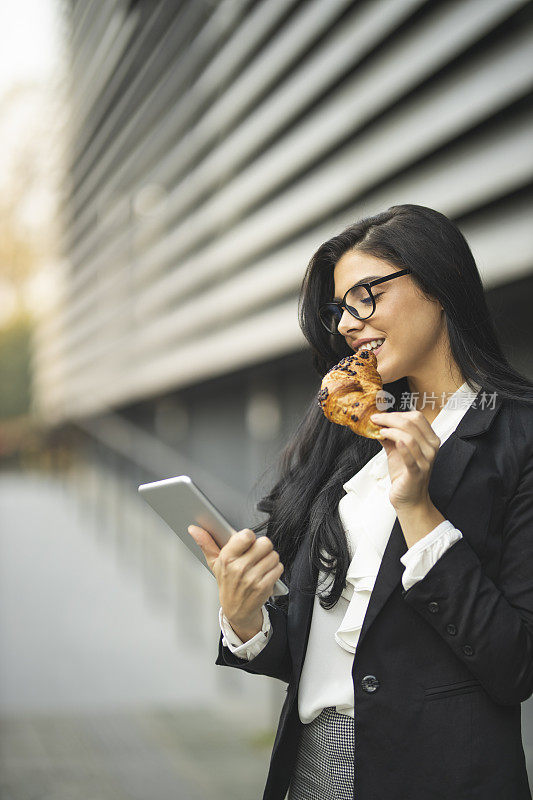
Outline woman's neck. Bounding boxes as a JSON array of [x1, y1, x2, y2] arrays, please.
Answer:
[[406, 368, 466, 425]]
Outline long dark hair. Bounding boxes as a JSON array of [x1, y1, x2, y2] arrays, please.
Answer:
[[255, 204, 533, 609]]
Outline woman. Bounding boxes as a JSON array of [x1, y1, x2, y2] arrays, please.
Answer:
[[188, 204, 533, 800]]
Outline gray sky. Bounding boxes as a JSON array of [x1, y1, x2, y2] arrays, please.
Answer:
[[0, 0, 62, 97]]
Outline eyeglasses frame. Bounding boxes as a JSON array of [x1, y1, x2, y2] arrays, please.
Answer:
[[319, 268, 412, 334]]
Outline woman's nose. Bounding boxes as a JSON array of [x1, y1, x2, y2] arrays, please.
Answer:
[[337, 308, 365, 337]]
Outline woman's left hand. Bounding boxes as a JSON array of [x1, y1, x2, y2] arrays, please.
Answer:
[[370, 410, 441, 510]]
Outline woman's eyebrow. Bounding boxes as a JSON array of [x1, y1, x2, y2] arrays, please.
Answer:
[[333, 274, 382, 302]]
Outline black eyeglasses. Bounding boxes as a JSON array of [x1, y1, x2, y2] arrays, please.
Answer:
[[319, 268, 412, 334]]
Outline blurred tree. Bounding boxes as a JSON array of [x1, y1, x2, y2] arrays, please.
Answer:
[[0, 315, 32, 419], [0, 84, 60, 313], [0, 82, 63, 427]]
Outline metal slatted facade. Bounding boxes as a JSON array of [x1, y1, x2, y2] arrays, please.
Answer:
[[32, 0, 533, 425]]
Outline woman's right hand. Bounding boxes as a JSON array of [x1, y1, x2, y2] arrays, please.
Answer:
[[187, 525, 284, 640]]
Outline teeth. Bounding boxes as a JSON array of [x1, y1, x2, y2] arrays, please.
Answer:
[[359, 339, 385, 351]]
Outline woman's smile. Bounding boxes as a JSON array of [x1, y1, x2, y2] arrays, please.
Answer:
[[349, 338, 385, 356]]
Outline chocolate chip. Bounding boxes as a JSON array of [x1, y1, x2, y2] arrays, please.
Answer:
[[317, 386, 330, 408]]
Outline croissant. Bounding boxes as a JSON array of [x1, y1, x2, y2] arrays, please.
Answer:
[[318, 349, 385, 439]]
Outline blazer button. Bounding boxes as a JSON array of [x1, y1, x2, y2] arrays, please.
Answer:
[[428, 601, 440, 613], [462, 645, 474, 656], [446, 624, 457, 636], [361, 675, 380, 693]]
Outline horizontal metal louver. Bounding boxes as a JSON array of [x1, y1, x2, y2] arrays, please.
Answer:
[[32, 0, 533, 422]]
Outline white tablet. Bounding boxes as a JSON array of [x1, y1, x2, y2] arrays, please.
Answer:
[[138, 475, 289, 597]]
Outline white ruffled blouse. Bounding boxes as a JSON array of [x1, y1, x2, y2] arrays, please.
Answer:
[[220, 381, 481, 723]]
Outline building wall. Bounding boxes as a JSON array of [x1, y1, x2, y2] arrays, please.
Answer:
[[32, 0, 533, 424]]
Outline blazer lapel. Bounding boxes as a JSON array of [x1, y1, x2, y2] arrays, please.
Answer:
[[355, 389, 504, 654]]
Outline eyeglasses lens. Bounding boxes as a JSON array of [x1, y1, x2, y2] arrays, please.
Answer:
[[321, 285, 373, 333]]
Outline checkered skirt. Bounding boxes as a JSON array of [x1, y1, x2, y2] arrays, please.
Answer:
[[288, 706, 355, 800]]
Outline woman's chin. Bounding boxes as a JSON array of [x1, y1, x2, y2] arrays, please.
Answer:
[[376, 355, 387, 381], [377, 361, 397, 388]]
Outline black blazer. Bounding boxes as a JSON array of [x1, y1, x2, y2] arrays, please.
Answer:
[[216, 392, 533, 800]]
